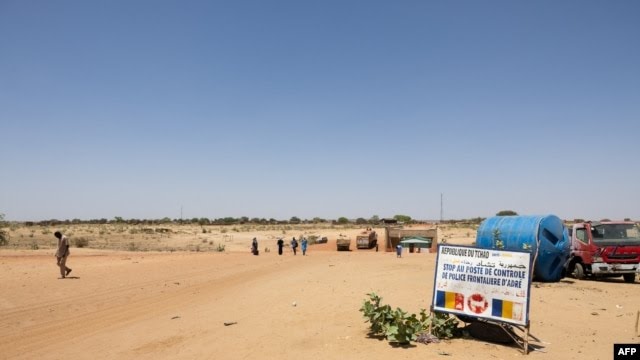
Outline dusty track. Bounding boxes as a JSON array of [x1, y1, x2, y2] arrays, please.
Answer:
[[1, 247, 638, 360]]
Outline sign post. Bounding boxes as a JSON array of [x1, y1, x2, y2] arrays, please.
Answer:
[[431, 244, 533, 354]]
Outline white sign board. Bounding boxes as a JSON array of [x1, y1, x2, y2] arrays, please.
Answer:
[[432, 245, 532, 326]]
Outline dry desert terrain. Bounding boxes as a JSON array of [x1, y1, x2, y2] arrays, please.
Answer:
[[1, 224, 638, 360]]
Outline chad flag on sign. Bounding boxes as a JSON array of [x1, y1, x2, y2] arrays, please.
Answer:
[[491, 299, 523, 321], [435, 291, 464, 311]]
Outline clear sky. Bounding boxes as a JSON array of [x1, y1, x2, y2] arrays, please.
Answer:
[[1, 1, 639, 222]]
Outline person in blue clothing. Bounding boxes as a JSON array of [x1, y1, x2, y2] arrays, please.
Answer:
[[301, 237, 308, 256], [396, 244, 403, 258]]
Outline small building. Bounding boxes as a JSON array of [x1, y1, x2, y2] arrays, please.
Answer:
[[385, 227, 438, 253]]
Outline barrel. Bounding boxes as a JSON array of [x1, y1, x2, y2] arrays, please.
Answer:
[[476, 215, 570, 282]]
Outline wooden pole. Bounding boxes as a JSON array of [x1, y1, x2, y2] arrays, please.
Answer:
[[635, 310, 639, 337]]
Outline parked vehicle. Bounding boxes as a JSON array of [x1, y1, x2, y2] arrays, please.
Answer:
[[336, 235, 351, 251], [314, 236, 328, 244], [356, 230, 378, 250], [566, 221, 640, 283]]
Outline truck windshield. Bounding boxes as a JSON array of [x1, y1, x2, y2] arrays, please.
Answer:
[[591, 223, 640, 244]]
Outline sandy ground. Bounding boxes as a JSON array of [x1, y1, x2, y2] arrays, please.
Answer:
[[1, 227, 639, 360]]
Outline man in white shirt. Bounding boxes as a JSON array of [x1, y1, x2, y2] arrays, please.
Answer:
[[54, 231, 72, 279]]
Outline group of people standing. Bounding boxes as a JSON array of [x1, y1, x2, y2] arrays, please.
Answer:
[[252, 236, 309, 256], [52, 231, 312, 278], [275, 236, 308, 256]]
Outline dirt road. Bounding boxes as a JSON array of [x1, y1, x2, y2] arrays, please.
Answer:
[[1, 247, 638, 360]]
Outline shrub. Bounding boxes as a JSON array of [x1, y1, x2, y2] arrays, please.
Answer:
[[430, 311, 459, 339], [360, 293, 425, 344], [360, 293, 459, 344], [74, 237, 90, 248], [215, 243, 226, 252]]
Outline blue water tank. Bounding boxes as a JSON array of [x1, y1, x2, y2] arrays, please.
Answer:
[[476, 215, 570, 282]]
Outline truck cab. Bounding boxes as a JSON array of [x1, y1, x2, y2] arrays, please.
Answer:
[[566, 221, 640, 283]]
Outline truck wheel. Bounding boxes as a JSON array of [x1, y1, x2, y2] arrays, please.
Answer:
[[623, 273, 636, 283], [573, 263, 585, 280]]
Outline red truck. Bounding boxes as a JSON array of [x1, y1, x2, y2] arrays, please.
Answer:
[[566, 221, 640, 283]]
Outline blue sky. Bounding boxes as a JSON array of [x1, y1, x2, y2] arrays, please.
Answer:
[[1, 1, 639, 221]]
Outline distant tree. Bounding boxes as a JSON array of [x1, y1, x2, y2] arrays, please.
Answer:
[[573, 219, 585, 223], [496, 210, 518, 216], [0, 214, 8, 246], [268, 218, 277, 224], [355, 217, 368, 225], [289, 216, 301, 224], [198, 218, 211, 225], [250, 217, 261, 224], [239, 216, 249, 224], [624, 218, 631, 222], [312, 217, 326, 223], [393, 214, 412, 223], [219, 217, 237, 225], [369, 215, 380, 224], [160, 217, 172, 224], [337, 217, 349, 224], [114, 216, 125, 223], [600, 218, 611, 222]]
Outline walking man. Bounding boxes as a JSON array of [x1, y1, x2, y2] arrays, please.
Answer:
[[301, 237, 308, 256], [54, 231, 72, 278], [291, 237, 298, 255]]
